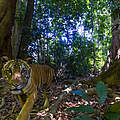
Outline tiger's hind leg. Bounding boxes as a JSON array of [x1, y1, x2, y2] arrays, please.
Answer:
[[43, 90, 49, 109]]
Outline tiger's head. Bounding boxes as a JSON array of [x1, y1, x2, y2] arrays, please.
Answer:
[[2, 59, 32, 95]]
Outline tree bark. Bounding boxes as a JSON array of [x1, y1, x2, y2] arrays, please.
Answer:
[[0, 0, 17, 76], [110, 5, 120, 61], [102, 3, 120, 71], [0, 0, 17, 58], [18, 0, 34, 58]]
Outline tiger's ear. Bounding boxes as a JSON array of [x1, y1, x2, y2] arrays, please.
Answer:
[[24, 56, 34, 64], [1, 56, 9, 64]]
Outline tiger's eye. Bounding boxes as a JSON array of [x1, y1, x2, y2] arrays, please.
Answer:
[[21, 68, 26, 74]]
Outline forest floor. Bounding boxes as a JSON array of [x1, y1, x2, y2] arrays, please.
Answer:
[[0, 77, 119, 120]]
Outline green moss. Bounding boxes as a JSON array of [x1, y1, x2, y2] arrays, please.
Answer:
[[107, 101, 120, 114], [93, 60, 120, 88]]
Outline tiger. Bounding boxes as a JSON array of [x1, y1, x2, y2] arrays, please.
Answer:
[[2, 59, 54, 120]]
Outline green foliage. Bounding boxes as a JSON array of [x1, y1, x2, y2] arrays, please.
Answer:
[[67, 105, 96, 113], [104, 101, 120, 119], [73, 114, 95, 120], [18, 0, 114, 77], [96, 81, 108, 105], [104, 112, 120, 120], [82, 94, 90, 104], [65, 34, 93, 76], [16, 0, 27, 22], [67, 81, 108, 119], [107, 101, 120, 114]]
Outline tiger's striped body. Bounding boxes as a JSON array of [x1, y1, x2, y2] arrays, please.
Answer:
[[2, 59, 54, 120]]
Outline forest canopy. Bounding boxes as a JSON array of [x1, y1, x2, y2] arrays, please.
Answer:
[[0, 0, 120, 77], [24, 0, 114, 76]]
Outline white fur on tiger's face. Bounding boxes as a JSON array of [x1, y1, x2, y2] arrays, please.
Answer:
[[2, 59, 32, 94]]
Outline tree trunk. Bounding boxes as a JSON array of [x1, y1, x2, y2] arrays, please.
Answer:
[[18, 0, 34, 58], [110, 6, 120, 61], [102, 4, 120, 71], [0, 0, 17, 58], [0, 0, 17, 76]]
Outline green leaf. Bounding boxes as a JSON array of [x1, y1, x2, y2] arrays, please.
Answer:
[[107, 101, 120, 114], [86, 0, 90, 4], [96, 81, 108, 105], [67, 105, 96, 113], [82, 94, 90, 104], [73, 114, 95, 120], [104, 112, 120, 120]]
